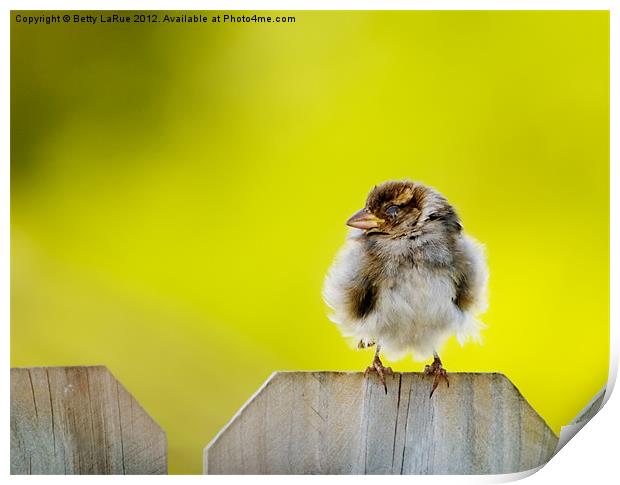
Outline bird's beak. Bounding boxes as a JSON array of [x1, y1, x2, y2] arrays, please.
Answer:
[[346, 208, 384, 230]]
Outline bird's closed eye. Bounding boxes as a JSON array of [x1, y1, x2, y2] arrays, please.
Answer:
[[386, 205, 400, 218]]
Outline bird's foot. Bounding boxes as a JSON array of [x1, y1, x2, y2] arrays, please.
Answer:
[[424, 355, 449, 398], [357, 339, 376, 349], [364, 354, 393, 394]]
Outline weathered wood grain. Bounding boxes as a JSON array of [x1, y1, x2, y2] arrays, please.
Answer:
[[572, 387, 605, 425], [204, 372, 558, 475], [10, 366, 167, 474]]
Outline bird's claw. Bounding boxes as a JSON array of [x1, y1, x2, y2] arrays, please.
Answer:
[[364, 354, 393, 394], [424, 357, 449, 398], [358, 339, 376, 349]]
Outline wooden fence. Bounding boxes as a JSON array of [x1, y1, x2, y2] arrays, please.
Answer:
[[10, 366, 166, 474], [12, 366, 598, 475], [204, 371, 558, 474]]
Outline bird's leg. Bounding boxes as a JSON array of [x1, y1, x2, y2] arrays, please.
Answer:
[[424, 351, 449, 398], [364, 345, 393, 394]]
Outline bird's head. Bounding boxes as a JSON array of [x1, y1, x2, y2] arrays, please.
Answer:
[[346, 180, 461, 238]]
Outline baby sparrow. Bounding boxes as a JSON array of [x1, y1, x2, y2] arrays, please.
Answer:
[[323, 180, 488, 397]]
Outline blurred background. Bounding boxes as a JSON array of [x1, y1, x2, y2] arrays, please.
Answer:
[[11, 11, 609, 474]]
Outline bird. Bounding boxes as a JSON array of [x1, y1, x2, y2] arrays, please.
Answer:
[[323, 180, 488, 397]]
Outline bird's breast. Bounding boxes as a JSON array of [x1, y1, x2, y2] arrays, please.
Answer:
[[372, 265, 459, 326]]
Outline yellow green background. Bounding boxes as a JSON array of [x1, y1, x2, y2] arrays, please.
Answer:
[[11, 11, 609, 474]]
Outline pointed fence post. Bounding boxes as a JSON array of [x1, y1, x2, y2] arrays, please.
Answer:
[[204, 371, 558, 475], [10, 366, 167, 475]]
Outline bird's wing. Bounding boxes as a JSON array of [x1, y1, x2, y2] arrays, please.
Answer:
[[451, 234, 489, 315]]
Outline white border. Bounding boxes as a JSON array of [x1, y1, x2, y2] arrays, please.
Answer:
[[3, 2, 616, 483]]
